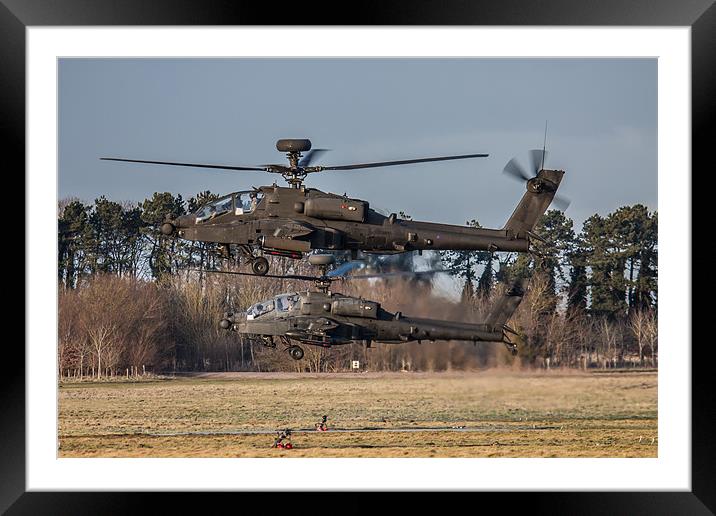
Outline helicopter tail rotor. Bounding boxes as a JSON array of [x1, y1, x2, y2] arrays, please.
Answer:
[[501, 148, 571, 213], [502, 167, 567, 239]]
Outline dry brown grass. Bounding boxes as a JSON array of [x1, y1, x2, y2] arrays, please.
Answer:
[[58, 370, 657, 458]]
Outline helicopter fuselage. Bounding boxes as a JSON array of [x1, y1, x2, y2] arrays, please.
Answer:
[[223, 290, 507, 348], [105, 140, 565, 275], [167, 180, 564, 264]]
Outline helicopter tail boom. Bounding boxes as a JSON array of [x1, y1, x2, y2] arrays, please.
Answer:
[[484, 280, 526, 331]]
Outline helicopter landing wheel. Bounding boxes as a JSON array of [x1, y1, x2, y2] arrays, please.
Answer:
[[288, 345, 304, 361], [251, 257, 269, 276]]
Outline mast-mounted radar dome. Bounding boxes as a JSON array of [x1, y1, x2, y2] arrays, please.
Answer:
[[276, 139, 312, 153]]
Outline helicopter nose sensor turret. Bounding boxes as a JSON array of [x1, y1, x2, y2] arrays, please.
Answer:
[[220, 311, 235, 330]]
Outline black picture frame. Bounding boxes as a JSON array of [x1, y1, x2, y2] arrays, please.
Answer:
[[6, 0, 713, 512]]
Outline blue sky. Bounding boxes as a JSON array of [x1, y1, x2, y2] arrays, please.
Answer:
[[59, 58, 656, 230]]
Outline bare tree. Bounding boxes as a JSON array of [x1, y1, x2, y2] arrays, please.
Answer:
[[77, 275, 134, 378], [629, 308, 650, 366], [643, 308, 658, 367], [124, 281, 167, 374], [598, 317, 624, 369]]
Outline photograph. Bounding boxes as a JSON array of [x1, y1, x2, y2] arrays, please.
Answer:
[[56, 57, 659, 459], [2, 0, 709, 505]]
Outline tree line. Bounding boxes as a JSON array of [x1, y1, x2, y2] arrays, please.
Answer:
[[57, 192, 657, 376]]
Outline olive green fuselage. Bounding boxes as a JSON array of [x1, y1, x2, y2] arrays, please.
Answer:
[[230, 290, 505, 346], [174, 184, 532, 255]]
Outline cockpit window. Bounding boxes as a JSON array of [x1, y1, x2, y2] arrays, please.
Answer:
[[195, 195, 233, 222], [276, 294, 299, 312], [195, 191, 264, 221], [234, 191, 264, 215], [246, 294, 298, 319], [246, 299, 275, 319]]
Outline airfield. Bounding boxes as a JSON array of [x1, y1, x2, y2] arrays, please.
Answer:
[[58, 370, 657, 458]]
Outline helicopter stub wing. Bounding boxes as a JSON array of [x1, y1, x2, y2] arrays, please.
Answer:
[[271, 220, 316, 239], [307, 317, 340, 332], [282, 317, 347, 344]]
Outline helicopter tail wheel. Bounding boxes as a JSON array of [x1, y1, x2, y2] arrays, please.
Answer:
[[288, 345, 305, 361], [251, 257, 270, 275]]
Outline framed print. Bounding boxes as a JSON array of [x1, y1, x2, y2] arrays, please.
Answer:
[[6, 0, 714, 512]]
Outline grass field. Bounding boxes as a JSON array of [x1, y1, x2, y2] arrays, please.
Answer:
[[58, 370, 657, 458]]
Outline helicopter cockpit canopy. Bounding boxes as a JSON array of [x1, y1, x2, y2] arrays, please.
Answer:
[[275, 293, 300, 312], [195, 195, 233, 223], [235, 190, 264, 215], [246, 293, 300, 320], [194, 190, 264, 222], [246, 299, 274, 320]]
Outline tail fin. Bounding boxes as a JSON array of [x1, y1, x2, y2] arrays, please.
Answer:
[[503, 169, 565, 238], [485, 280, 525, 331]]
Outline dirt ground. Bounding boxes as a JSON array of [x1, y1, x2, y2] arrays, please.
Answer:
[[58, 370, 657, 458]]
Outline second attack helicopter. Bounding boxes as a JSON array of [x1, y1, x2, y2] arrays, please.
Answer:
[[210, 255, 526, 361], [102, 138, 568, 275]]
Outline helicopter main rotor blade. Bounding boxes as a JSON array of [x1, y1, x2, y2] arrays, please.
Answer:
[[100, 157, 279, 173], [339, 269, 449, 281], [313, 153, 489, 171], [194, 267, 447, 283], [298, 149, 330, 167], [259, 164, 294, 173], [193, 269, 321, 282]]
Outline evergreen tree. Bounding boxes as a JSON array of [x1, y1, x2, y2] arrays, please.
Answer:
[[580, 206, 658, 317], [141, 192, 186, 280], [605, 204, 657, 311], [187, 191, 220, 271], [476, 254, 494, 297], [496, 252, 531, 284], [90, 196, 128, 274], [440, 219, 492, 299], [121, 203, 145, 278], [581, 214, 618, 315], [496, 210, 575, 310], [460, 277, 475, 303], [566, 244, 588, 311], [635, 210, 658, 309], [532, 210, 575, 295], [58, 200, 92, 288]]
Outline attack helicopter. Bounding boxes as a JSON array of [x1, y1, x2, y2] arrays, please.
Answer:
[[101, 139, 568, 276], [209, 255, 525, 361]]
